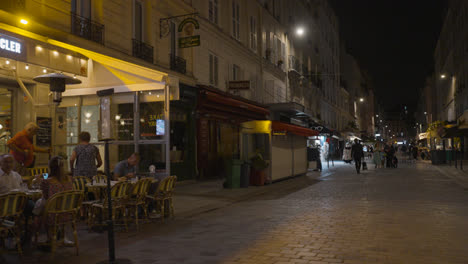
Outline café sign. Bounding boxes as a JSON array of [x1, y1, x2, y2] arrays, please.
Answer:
[[228, 80, 250, 90], [0, 33, 25, 60], [0, 37, 21, 54]]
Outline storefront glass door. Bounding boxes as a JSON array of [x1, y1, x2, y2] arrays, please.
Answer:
[[0, 88, 12, 154]]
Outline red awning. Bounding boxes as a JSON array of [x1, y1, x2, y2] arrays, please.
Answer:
[[198, 88, 270, 121], [272, 121, 319, 137]]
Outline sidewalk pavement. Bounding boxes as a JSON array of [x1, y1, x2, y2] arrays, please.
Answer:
[[431, 160, 468, 189], [165, 160, 351, 219]]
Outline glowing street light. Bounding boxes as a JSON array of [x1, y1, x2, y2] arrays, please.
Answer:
[[296, 27, 305, 36], [20, 19, 28, 25], [359, 98, 364, 102], [440, 74, 446, 79]]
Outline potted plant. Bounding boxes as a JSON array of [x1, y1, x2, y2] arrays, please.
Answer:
[[249, 150, 269, 186]]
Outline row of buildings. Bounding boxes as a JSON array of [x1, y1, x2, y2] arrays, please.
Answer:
[[0, 0, 374, 181], [415, 0, 468, 152]]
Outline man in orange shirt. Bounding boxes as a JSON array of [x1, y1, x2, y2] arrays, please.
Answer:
[[7, 122, 49, 173]]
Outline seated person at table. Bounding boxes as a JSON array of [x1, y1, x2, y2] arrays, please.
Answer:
[[33, 156, 74, 243], [113, 153, 140, 181], [0, 154, 23, 194]]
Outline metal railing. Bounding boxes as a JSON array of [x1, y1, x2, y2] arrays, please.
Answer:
[[132, 39, 154, 63], [71, 12, 105, 45], [170, 54, 187, 74]]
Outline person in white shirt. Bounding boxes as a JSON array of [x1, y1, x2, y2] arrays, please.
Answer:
[[0, 154, 23, 194]]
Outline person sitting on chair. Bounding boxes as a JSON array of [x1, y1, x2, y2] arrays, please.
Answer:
[[0, 154, 23, 194], [113, 153, 140, 181]]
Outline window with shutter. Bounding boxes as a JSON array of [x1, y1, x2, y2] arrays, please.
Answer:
[[232, 1, 240, 40], [209, 0, 218, 24], [232, 64, 240, 81], [250, 16, 257, 51], [209, 53, 219, 86]]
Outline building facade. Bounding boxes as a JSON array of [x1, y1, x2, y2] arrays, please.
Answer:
[[0, 0, 351, 180], [434, 0, 468, 123]]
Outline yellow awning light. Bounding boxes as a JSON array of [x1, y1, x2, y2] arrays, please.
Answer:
[[0, 21, 168, 83], [241, 120, 272, 134], [20, 19, 28, 25]]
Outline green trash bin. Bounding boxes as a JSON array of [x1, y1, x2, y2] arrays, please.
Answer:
[[225, 159, 242, 188]]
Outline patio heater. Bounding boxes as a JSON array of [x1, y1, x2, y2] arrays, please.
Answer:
[[96, 88, 132, 264], [33, 73, 82, 104]]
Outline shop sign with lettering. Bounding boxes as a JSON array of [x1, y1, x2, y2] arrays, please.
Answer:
[[0, 33, 25, 61], [178, 17, 201, 48], [228, 80, 250, 90]]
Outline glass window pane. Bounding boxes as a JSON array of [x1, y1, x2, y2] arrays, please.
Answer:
[[139, 91, 165, 140], [111, 93, 135, 141], [81, 105, 100, 143], [138, 144, 166, 173], [109, 144, 135, 172], [0, 88, 12, 154]]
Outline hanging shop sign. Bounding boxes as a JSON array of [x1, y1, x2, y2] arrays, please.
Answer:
[[178, 17, 201, 48], [0, 32, 25, 61], [179, 35, 200, 48], [228, 80, 250, 90]]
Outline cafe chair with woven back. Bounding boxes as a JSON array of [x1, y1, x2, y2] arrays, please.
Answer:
[[37, 190, 84, 256], [124, 178, 152, 230], [89, 182, 130, 231], [22, 167, 49, 188], [146, 176, 177, 222], [72, 176, 92, 221], [0, 192, 28, 254]]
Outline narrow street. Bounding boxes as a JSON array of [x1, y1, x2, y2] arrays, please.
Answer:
[[6, 160, 468, 264]]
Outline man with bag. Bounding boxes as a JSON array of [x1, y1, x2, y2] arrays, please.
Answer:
[[351, 139, 364, 174]]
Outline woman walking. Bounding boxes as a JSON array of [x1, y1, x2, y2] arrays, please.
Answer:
[[373, 149, 382, 168]]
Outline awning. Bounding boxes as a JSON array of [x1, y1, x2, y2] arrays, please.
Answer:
[[198, 86, 269, 121], [272, 121, 319, 137], [441, 126, 468, 138], [0, 22, 174, 94]]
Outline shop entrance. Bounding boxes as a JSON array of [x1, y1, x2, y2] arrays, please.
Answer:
[[0, 87, 12, 154]]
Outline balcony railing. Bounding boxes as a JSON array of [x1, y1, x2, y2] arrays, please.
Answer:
[[71, 12, 104, 45], [132, 39, 154, 63], [170, 54, 187, 74]]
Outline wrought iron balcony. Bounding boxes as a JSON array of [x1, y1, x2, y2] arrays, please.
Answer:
[[170, 54, 187, 74], [71, 12, 104, 44], [132, 39, 154, 63]]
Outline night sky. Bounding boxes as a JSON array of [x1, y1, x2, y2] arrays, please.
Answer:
[[330, 0, 446, 112]]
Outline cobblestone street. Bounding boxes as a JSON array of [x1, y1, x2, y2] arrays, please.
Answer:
[[5, 161, 468, 264]]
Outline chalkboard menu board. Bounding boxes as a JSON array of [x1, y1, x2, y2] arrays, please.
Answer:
[[36, 117, 52, 147]]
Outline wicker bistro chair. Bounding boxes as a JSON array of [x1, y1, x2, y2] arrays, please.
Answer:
[[146, 176, 177, 222], [124, 178, 153, 230], [89, 182, 130, 231], [39, 190, 84, 256], [23, 167, 49, 188], [94, 174, 107, 183], [72, 177, 93, 219], [0, 192, 28, 254]]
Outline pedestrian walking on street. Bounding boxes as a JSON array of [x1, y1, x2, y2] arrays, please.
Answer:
[[412, 145, 419, 160], [351, 139, 364, 174], [342, 142, 352, 163], [373, 149, 382, 168]]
